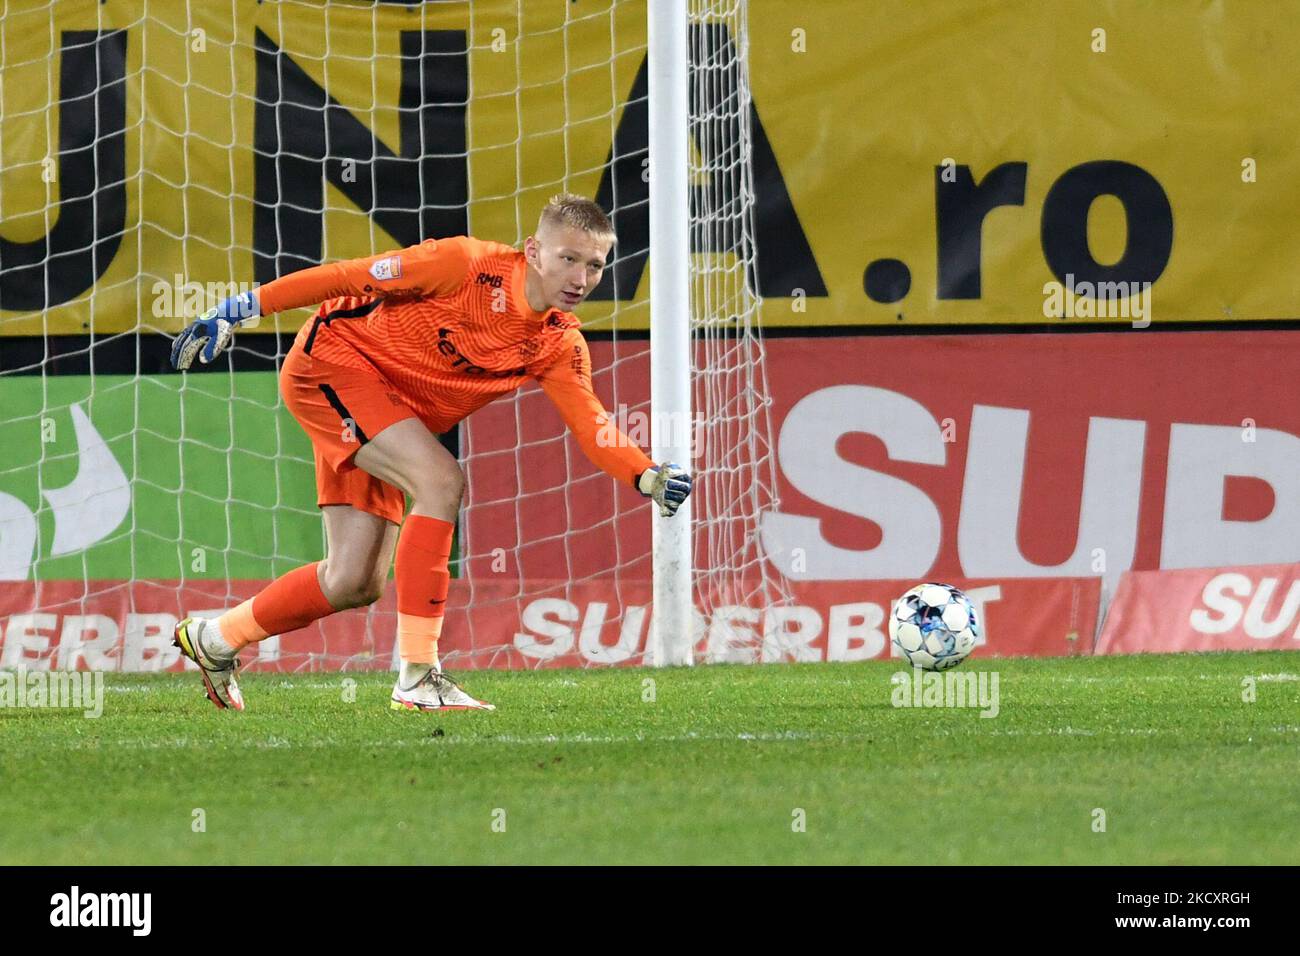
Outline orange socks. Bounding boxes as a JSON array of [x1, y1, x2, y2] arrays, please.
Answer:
[[394, 514, 455, 666], [211, 521, 452, 664], [216, 561, 336, 651]]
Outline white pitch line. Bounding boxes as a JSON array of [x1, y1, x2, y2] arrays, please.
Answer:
[[23, 723, 1300, 753]]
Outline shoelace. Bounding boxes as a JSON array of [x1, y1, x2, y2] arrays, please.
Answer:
[[404, 668, 490, 708], [412, 668, 462, 694]]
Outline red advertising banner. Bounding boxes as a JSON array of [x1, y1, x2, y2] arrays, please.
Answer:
[[755, 331, 1296, 590], [466, 330, 1298, 595], [0, 575, 1099, 671], [1096, 562, 1300, 654], [4, 330, 1292, 670]]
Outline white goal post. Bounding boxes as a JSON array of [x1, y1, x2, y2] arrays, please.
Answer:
[[647, 0, 693, 666], [645, 0, 792, 667]]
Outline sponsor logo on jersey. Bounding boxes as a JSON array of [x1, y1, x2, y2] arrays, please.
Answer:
[[475, 272, 504, 288], [435, 328, 525, 378], [518, 338, 541, 362], [368, 255, 403, 281]]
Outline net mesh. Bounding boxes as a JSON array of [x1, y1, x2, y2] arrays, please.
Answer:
[[0, 0, 790, 672]]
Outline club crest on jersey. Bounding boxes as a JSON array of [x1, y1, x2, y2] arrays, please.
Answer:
[[368, 256, 402, 281]]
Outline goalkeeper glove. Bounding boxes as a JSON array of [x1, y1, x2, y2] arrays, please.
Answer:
[[637, 462, 693, 517], [170, 290, 260, 370]]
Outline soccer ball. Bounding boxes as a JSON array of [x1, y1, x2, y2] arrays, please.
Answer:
[[889, 583, 980, 671]]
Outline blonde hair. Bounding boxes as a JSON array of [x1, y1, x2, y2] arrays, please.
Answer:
[[537, 193, 616, 244]]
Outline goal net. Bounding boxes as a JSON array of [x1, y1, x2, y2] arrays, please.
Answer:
[[0, 0, 790, 673]]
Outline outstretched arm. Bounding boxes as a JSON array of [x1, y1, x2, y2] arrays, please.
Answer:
[[257, 237, 471, 314], [170, 237, 472, 369], [534, 332, 692, 516]]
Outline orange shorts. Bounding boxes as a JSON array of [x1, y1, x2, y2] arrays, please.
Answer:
[[280, 346, 416, 525]]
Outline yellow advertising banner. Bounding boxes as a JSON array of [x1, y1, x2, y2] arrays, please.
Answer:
[[0, 0, 1296, 336]]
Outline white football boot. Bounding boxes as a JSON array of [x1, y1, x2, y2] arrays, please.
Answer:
[[390, 668, 495, 712], [173, 617, 245, 711]]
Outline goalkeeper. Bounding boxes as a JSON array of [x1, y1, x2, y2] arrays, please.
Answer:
[[169, 194, 692, 712]]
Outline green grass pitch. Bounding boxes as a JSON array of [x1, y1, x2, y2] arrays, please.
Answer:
[[2, 652, 1297, 865]]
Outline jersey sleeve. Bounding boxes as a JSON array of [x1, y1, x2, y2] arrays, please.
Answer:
[[257, 236, 475, 314], [533, 330, 655, 489]]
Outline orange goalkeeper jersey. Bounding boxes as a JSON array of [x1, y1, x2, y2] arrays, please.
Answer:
[[258, 236, 654, 489]]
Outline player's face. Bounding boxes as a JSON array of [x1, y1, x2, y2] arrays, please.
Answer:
[[527, 225, 612, 311]]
